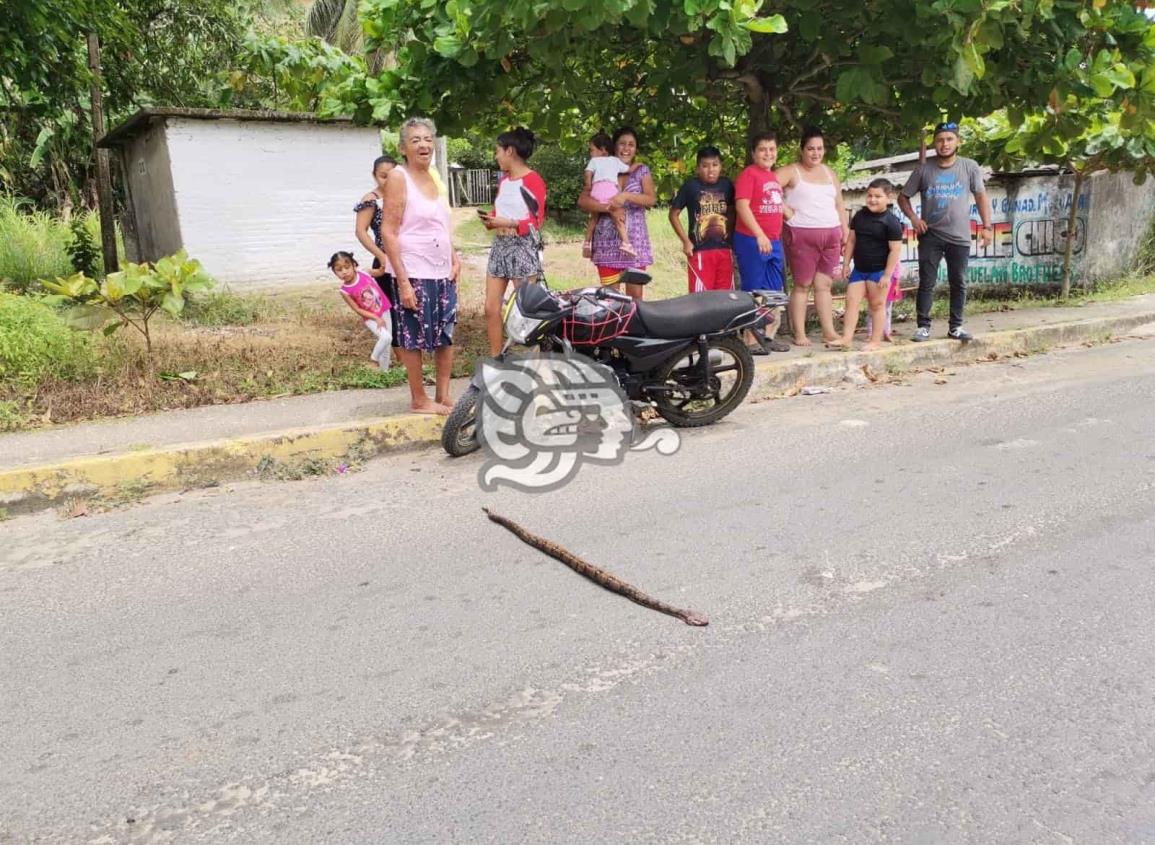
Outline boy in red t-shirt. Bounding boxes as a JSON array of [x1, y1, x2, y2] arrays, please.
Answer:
[[734, 132, 793, 351]]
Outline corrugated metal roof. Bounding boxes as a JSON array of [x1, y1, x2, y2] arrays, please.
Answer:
[[848, 151, 934, 172], [842, 166, 996, 192]]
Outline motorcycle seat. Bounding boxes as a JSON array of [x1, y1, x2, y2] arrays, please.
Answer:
[[631, 290, 755, 339]]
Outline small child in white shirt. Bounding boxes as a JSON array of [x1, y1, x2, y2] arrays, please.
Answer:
[[582, 132, 635, 258]]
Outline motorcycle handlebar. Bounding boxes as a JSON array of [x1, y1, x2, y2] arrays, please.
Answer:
[[594, 287, 634, 303]]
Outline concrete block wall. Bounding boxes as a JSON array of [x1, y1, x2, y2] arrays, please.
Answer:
[[164, 119, 384, 289], [846, 169, 1155, 288]]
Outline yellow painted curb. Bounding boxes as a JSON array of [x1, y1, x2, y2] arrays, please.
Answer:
[[3, 309, 1153, 516], [0, 413, 444, 514]]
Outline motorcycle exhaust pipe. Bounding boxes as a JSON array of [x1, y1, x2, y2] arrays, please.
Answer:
[[680, 349, 727, 369]]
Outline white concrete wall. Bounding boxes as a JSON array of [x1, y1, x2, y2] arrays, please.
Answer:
[[164, 118, 383, 289], [845, 170, 1154, 288]]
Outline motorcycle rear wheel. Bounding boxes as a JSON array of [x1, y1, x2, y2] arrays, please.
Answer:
[[441, 385, 481, 457], [652, 335, 754, 428]]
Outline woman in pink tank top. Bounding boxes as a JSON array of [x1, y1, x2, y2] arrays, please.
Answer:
[[381, 116, 461, 416], [778, 128, 850, 346]]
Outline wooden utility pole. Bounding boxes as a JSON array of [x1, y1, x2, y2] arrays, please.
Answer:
[[86, 33, 119, 274]]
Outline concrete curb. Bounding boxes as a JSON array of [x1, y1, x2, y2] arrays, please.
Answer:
[[2, 309, 1153, 515], [0, 415, 443, 516], [749, 310, 1155, 399]]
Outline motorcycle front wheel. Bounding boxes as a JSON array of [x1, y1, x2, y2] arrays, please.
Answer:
[[652, 335, 755, 428], [441, 385, 481, 457]]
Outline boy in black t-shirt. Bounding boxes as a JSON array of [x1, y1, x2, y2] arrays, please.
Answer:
[[829, 178, 903, 351], [668, 146, 736, 292]]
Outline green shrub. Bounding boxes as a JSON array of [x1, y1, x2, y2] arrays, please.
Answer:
[[0, 292, 93, 389], [67, 215, 101, 278], [42, 250, 215, 352], [531, 145, 585, 216]]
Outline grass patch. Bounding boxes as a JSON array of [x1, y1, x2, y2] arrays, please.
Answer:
[[181, 290, 280, 327], [0, 292, 93, 389], [0, 196, 78, 292], [0, 196, 122, 292], [0, 399, 30, 431], [894, 273, 1155, 323]]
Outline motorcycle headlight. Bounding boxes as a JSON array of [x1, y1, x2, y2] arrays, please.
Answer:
[[503, 295, 547, 344]]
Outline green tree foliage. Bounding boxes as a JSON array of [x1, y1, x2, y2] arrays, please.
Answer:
[[356, 0, 1155, 181], [305, 0, 388, 73], [1, 0, 251, 208], [0, 0, 335, 210], [528, 145, 586, 215], [974, 1, 1155, 295], [219, 34, 367, 114]]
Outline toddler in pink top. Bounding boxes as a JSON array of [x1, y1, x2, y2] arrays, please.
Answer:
[[330, 251, 393, 370]]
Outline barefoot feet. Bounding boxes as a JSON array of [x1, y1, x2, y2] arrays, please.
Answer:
[[411, 399, 452, 416]]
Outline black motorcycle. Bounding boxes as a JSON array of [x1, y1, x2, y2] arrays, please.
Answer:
[[441, 275, 787, 457]]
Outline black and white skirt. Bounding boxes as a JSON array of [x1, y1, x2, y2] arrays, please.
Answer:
[[487, 232, 542, 280]]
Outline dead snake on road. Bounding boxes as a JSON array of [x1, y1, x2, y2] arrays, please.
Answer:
[[482, 508, 709, 627]]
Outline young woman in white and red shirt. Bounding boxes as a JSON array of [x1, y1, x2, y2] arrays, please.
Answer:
[[479, 127, 548, 355]]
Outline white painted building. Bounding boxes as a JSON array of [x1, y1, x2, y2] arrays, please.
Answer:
[[843, 153, 1155, 288], [100, 108, 386, 289]]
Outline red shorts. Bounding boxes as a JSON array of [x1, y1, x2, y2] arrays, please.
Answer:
[[783, 225, 842, 285], [687, 249, 734, 293], [596, 265, 623, 285]]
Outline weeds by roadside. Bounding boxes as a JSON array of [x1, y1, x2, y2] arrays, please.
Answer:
[[0, 196, 119, 292], [2, 203, 1153, 433], [181, 290, 281, 327], [0, 196, 78, 292]]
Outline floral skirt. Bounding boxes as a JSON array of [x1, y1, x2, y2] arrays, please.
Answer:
[[381, 274, 457, 351]]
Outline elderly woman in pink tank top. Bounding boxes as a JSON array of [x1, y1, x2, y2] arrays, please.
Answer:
[[778, 127, 850, 346], [381, 116, 461, 415]]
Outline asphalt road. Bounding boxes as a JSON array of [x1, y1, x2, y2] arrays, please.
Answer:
[[3, 335, 1154, 844]]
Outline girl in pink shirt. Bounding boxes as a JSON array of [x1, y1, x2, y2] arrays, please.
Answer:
[[330, 251, 393, 371]]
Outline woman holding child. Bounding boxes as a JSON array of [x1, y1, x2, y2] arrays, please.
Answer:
[[777, 127, 849, 346], [578, 126, 656, 300], [380, 116, 461, 416]]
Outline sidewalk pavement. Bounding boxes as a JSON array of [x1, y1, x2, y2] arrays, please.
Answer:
[[3, 294, 1154, 514]]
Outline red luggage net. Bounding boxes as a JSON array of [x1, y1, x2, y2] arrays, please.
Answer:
[[559, 296, 636, 346]]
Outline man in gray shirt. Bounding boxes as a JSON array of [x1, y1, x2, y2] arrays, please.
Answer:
[[898, 122, 993, 341]]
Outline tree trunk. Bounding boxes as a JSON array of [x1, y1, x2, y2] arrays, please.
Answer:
[[86, 33, 119, 274], [741, 73, 773, 164], [1061, 168, 1084, 299]]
